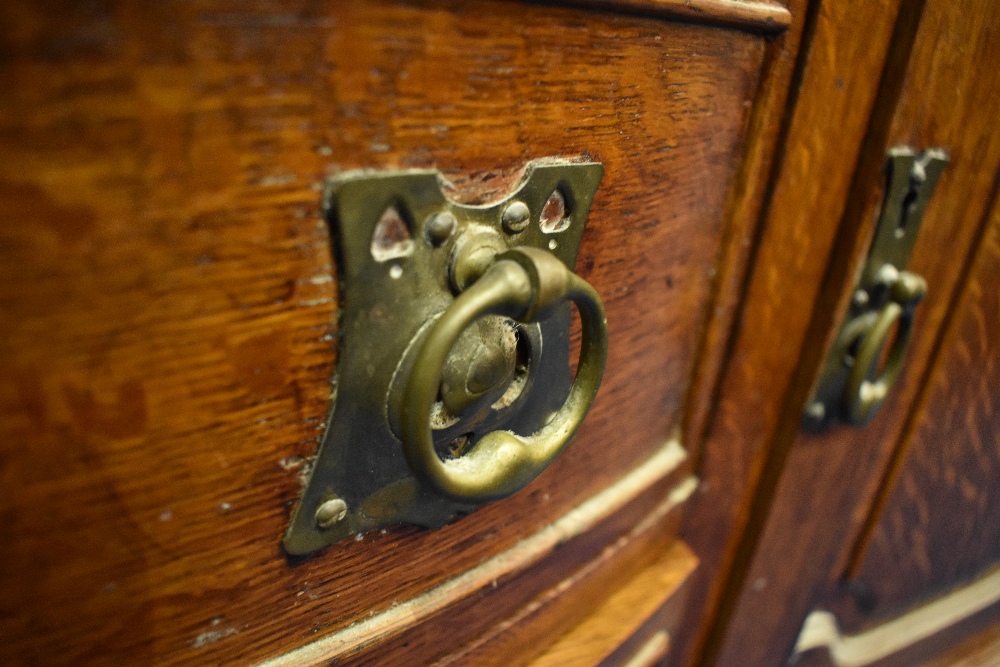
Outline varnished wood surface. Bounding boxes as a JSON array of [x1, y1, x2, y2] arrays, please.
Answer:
[[849, 196, 1000, 624], [793, 568, 1000, 666], [426, 496, 696, 667], [921, 601, 1000, 667], [0, 1, 768, 664], [668, 0, 810, 661], [256, 450, 692, 666], [680, 0, 807, 468], [792, 594, 1000, 666], [528, 542, 695, 667], [711, 0, 1000, 663], [674, 0, 909, 664]]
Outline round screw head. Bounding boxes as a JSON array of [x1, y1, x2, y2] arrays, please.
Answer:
[[501, 201, 531, 234], [806, 402, 826, 421], [852, 289, 870, 309], [426, 211, 457, 246], [315, 498, 348, 529]]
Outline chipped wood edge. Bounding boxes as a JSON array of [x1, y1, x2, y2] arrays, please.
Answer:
[[793, 566, 1000, 667], [546, 0, 792, 33], [256, 439, 694, 667]]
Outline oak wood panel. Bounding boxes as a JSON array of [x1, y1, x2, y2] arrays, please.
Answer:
[[792, 584, 1000, 666], [425, 501, 695, 667], [711, 0, 1000, 663], [849, 198, 1000, 624], [669, 0, 810, 661], [921, 600, 1000, 667], [672, 0, 909, 663], [259, 452, 691, 666], [0, 1, 767, 664], [528, 543, 695, 667], [869, 588, 1000, 667], [680, 0, 807, 466], [792, 567, 1000, 666]]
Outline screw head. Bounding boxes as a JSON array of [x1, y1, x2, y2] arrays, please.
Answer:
[[806, 402, 826, 421], [852, 289, 870, 309], [426, 211, 457, 246], [501, 201, 531, 234], [315, 498, 348, 529]]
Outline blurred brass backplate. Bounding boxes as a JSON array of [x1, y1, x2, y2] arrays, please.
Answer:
[[803, 148, 946, 430]]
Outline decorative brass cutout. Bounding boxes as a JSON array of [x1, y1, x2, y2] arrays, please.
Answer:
[[804, 148, 947, 430], [283, 160, 606, 555]]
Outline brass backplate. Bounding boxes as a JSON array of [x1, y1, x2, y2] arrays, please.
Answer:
[[283, 160, 603, 555], [803, 148, 946, 430]]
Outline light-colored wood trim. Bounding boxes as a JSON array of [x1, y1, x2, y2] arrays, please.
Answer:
[[622, 631, 671, 667], [528, 544, 694, 667], [793, 566, 1000, 667], [256, 440, 694, 667], [550, 0, 792, 33], [431, 479, 696, 665], [924, 614, 1000, 667]]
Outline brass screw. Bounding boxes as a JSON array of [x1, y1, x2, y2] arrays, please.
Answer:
[[502, 201, 531, 234], [806, 402, 826, 421], [426, 211, 457, 246], [315, 498, 348, 529]]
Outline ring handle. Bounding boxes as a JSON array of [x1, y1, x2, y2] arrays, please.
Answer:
[[400, 247, 608, 502], [844, 270, 926, 424]]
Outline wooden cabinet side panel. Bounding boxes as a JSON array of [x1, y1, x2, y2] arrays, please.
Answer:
[[668, 0, 810, 660], [672, 0, 906, 663], [711, 0, 1000, 664]]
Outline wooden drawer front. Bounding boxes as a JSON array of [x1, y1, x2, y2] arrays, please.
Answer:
[[0, 1, 769, 664]]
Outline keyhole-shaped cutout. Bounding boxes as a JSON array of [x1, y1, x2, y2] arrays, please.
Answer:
[[894, 187, 920, 239], [371, 205, 414, 262], [540, 188, 571, 234]]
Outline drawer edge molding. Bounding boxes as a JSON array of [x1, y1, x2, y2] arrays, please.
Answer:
[[545, 0, 792, 33], [256, 440, 695, 667], [793, 565, 1000, 667]]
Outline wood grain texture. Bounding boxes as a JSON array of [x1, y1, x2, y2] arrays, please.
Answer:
[[712, 0, 1000, 663], [668, 0, 810, 662], [673, 0, 908, 664], [680, 0, 806, 467], [426, 497, 696, 667], [793, 568, 1000, 666], [793, 591, 1000, 666], [528, 543, 694, 667], [849, 202, 1000, 624], [0, 1, 766, 664], [255, 451, 692, 666]]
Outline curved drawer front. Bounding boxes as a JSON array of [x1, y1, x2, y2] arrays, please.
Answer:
[[0, 1, 776, 664]]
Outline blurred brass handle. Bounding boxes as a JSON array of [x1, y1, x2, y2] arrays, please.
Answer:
[[804, 148, 946, 431], [400, 247, 607, 502], [844, 270, 926, 424]]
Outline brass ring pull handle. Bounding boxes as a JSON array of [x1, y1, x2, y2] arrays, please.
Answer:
[[803, 149, 944, 433], [844, 269, 927, 424], [400, 247, 607, 503]]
